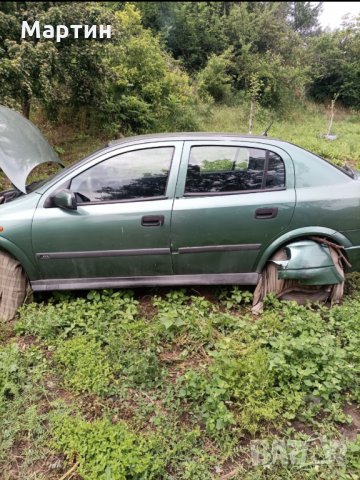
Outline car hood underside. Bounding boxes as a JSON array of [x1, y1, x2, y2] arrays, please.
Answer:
[[0, 105, 62, 193]]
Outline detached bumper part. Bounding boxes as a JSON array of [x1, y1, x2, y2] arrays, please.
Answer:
[[252, 239, 346, 314], [271, 240, 344, 285]]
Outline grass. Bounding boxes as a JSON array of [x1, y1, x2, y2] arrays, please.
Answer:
[[28, 101, 360, 181], [0, 102, 359, 479], [198, 102, 360, 167]]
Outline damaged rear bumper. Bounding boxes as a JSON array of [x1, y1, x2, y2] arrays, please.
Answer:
[[271, 240, 344, 285]]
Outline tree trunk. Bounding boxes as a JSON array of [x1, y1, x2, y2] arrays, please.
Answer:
[[22, 99, 31, 119]]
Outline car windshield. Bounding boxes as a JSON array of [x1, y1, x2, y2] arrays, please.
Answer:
[[26, 174, 58, 193]]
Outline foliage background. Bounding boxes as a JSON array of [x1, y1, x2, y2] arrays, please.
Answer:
[[1, 1, 360, 136]]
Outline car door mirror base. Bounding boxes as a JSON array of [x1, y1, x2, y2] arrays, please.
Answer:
[[53, 189, 77, 210]]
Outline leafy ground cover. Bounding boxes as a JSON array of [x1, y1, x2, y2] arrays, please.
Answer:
[[0, 281, 359, 479]]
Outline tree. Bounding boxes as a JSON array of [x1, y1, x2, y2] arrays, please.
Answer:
[[307, 18, 360, 108], [0, 2, 115, 118], [247, 74, 263, 134], [138, 1, 227, 72], [98, 4, 198, 133], [0, 2, 198, 133], [221, 3, 309, 111], [0, 2, 58, 117], [196, 49, 233, 103], [286, 2, 323, 36]]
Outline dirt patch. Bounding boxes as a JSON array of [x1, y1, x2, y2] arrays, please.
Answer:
[[292, 419, 316, 436], [15, 334, 40, 350], [159, 346, 211, 382], [41, 373, 75, 407], [79, 394, 108, 422], [139, 294, 157, 320], [339, 403, 360, 441], [0, 319, 16, 344]]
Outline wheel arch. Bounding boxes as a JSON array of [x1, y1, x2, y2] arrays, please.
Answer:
[[255, 227, 352, 272], [0, 237, 38, 279]]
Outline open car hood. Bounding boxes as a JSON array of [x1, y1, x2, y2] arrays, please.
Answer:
[[0, 105, 61, 193]]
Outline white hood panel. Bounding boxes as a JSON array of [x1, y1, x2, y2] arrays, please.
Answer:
[[0, 106, 61, 193]]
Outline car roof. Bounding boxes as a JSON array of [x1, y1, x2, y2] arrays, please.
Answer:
[[107, 132, 286, 147]]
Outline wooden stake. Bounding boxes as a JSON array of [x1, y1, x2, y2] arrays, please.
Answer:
[[248, 98, 255, 134], [58, 461, 80, 480]]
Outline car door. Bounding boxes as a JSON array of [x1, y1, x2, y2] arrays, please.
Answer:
[[171, 141, 296, 275], [32, 142, 182, 281]]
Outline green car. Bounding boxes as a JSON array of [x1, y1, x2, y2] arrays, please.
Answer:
[[0, 105, 359, 318]]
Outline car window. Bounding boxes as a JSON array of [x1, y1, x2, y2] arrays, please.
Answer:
[[70, 147, 174, 203], [184, 146, 285, 194]]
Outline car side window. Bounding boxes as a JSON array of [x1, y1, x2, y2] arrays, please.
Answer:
[[184, 146, 285, 195], [70, 147, 174, 203]]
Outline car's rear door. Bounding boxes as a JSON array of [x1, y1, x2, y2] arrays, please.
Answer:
[[171, 141, 296, 276], [32, 141, 182, 281]]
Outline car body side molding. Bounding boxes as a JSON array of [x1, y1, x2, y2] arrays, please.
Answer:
[[178, 244, 261, 254], [36, 244, 261, 260], [31, 272, 260, 291], [36, 248, 170, 260]]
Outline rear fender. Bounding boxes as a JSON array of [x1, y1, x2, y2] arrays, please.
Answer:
[[255, 227, 351, 272], [271, 240, 343, 285]]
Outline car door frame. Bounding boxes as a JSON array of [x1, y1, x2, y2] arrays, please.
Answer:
[[174, 140, 295, 197], [30, 140, 184, 289], [170, 139, 296, 279]]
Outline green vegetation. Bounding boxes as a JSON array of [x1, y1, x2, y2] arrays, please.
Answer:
[[0, 2, 197, 134], [199, 103, 360, 166], [40, 101, 360, 173], [1, 2, 360, 137], [0, 281, 359, 479]]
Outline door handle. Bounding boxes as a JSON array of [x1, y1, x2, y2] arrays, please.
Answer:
[[255, 208, 278, 219], [141, 215, 165, 227]]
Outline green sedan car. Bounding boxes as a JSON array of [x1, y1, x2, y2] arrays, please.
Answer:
[[0, 105, 359, 319]]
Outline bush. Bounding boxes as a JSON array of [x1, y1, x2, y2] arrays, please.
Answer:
[[98, 4, 199, 135], [197, 50, 234, 103]]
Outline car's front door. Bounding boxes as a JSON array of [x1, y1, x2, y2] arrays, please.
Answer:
[[171, 141, 296, 275], [32, 142, 182, 281]]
